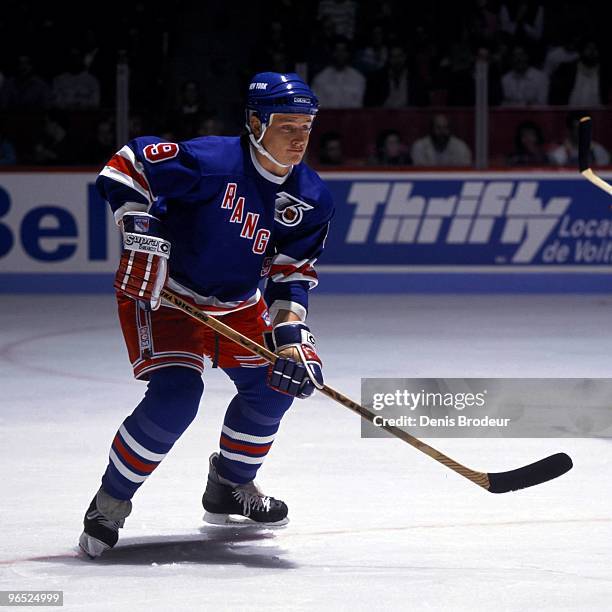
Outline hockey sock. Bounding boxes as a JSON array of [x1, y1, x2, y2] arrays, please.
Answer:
[[101, 366, 204, 500], [216, 366, 294, 485]]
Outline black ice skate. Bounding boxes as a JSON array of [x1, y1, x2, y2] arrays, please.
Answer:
[[202, 453, 289, 526], [78, 488, 132, 558]]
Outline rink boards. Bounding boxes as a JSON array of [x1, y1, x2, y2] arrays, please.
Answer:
[[1, 169, 611, 293]]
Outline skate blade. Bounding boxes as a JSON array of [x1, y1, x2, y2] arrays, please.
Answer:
[[203, 511, 289, 528], [78, 532, 111, 559]]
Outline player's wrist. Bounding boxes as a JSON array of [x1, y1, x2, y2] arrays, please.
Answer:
[[276, 346, 300, 361], [114, 202, 150, 226], [272, 309, 302, 326]]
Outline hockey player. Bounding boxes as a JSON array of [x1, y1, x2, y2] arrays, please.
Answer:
[[79, 72, 334, 558]]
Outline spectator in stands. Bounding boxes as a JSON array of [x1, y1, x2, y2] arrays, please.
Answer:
[[197, 114, 225, 137], [369, 129, 411, 166], [549, 111, 610, 167], [0, 125, 17, 165], [412, 25, 441, 106], [501, 45, 548, 106], [129, 114, 146, 139], [365, 45, 421, 107], [95, 117, 115, 163], [53, 48, 101, 109], [312, 38, 365, 108], [269, 20, 291, 57], [174, 80, 210, 138], [543, 31, 579, 77], [177, 80, 204, 116], [82, 27, 101, 73], [507, 121, 549, 166], [269, 51, 293, 74], [159, 125, 177, 142], [549, 40, 607, 107], [440, 26, 475, 106], [306, 18, 337, 79], [82, 116, 116, 165], [0, 71, 17, 109], [355, 25, 388, 74], [317, 0, 357, 40], [499, 2, 544, 44], [485, 38, 510, 106], [318, 131, 344, 166], [411, 114, 472, 167], [268, 0, 312, 38], [12, 55, 53, 110], [359, 0, 399, 35], [468, 0, 500, 46], [79, 27, 115, 107], [253, 20, 295, 73], [32, 113, 69, 165]]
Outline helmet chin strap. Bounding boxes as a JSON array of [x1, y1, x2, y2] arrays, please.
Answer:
[[247, 114, 293, 169]]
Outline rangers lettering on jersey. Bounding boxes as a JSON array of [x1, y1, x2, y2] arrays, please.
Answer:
[[97, 135, 333, 316]]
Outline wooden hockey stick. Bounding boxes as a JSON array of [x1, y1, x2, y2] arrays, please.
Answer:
[[160, 288, 572, 493], [578, 116, 612, 196]]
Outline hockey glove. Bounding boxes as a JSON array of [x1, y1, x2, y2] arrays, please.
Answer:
[[114, 212, 171, 310], [265, 322, 324, 398]]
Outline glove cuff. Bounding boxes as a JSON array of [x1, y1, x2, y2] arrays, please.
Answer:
[[121, 213, 171, 259], [272, 321, 316, 351]]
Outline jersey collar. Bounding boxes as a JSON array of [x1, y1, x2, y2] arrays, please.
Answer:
[[249, 145, 292, 185]]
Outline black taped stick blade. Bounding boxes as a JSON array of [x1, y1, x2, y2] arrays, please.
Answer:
[[487, 453, 573, 493], [578, 116, 592, 172]]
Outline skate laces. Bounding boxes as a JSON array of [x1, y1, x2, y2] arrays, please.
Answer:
[[232, 483, 272, 516]]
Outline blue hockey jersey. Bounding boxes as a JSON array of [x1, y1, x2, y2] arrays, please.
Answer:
[[96, 136, 334, 320]]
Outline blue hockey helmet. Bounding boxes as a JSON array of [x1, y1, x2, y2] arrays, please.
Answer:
[[245, 72, 319, 168], [246, 72, 319, 128]]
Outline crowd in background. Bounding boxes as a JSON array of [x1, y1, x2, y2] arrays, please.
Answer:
[[316, 110, 610, 168], [0, 0, 610, 167]]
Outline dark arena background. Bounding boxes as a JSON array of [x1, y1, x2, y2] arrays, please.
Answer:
[[1, 2, 611, 611]]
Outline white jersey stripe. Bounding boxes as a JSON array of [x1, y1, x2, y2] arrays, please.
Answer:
[[136, 362, 204, 378], [268, 271, 318, 287], [235, 358, 268, 364], [165, 278, 260, 315], [219, 449, 266, 465], [267, 253, 318, 288], [121, 251, 135, 291], [116, 145, 153, 194], [132, 351, 204, 366], [109, 449, 149, 483], [119, 424, 167, 462], [222, 425, 277, 445], [116, 145, 148, 179], [139, 253, 153, 297], [99, 166, 152, 204], [269, 253, 309, 266]]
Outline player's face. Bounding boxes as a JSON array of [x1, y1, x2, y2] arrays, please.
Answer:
[[263, 114, 313, 166]]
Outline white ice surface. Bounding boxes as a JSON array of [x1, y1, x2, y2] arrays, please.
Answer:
[[0, 294, 611, 611]]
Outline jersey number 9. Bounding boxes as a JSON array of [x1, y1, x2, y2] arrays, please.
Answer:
[[143, 143, 180, 163]]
